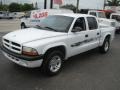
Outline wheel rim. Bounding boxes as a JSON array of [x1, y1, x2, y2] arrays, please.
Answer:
[[49, 55, 62, 73], [104, 41, 109, 51]]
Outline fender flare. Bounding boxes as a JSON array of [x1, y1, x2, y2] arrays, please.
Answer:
[[42, 42, 68, 58]]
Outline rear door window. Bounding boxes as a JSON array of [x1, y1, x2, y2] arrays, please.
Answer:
[[87, 17, 98, 30]]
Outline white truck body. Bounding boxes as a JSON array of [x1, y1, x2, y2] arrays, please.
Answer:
[[66, 0, 104, 10], [110, 13, 120, 33], [1, 14, 115, 75], [21, 9, 73, 28]]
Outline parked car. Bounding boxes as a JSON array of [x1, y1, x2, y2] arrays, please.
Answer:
[[1, 14, 115, 76], [110, 13, 120, 33], [0, 11, 14, 19], [20, 9, 73, 29], [13, 12, 25, 19]]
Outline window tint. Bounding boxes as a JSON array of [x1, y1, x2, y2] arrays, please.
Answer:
[[87, 17, 98, 30], [89, 12, 97, 17], [73, 17, 86, 31]]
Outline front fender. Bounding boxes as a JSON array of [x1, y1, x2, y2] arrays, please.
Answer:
[[41, 42, 68, 59]]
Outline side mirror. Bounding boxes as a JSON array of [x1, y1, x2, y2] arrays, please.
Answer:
[[72, 27, 82, 32]]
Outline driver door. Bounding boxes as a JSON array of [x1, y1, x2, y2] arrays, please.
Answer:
[[68, 17, 89, 57]]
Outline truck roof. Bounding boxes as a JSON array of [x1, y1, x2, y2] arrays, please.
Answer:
[[54, 13, 95, 18]]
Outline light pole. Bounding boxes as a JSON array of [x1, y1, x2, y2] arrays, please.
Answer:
[[104, 0, 107, 9], [76, 0, 79, 13], [50, 0, 53, 9], [44, 0, 47, 9]]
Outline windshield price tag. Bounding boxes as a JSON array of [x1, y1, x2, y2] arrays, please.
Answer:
[[32, 12, 48, 19]]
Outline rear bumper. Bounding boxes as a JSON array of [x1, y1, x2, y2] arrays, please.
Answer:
[[1, 45, 43, 68]]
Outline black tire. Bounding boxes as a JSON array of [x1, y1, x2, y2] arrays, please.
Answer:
[[116, 30, 120, 34], [41, 50, 64, 76], [21, 23, 26, 29], [99, 37, 110, 53]]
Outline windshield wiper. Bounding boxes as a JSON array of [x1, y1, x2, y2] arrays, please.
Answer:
[[44, 26, 57, 32]]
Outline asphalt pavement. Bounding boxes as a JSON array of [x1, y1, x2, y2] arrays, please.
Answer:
[[0, 19, 20, 32], [0, 20, 120, 90]]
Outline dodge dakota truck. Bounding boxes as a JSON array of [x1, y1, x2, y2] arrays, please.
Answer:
[[1, 14, 115, 76]]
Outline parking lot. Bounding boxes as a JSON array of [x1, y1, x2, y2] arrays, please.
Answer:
[[0, 19, 120, 90], [0, 19, 20, 32]]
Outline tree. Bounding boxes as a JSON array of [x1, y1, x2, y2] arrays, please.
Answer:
[[9, 3, 21, 12], [107, 0, 120, 6], [0, 5, 8, 11], [21, 3, 34, 11], [60, 4, 78, 13]]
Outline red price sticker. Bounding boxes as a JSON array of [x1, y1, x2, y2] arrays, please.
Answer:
[[33, 12, 48, 19]]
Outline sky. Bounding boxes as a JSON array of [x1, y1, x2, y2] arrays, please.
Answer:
[[2, 0, 105, 9]]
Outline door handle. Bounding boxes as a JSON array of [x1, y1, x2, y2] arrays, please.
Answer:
[[85, 34, 88, 38]]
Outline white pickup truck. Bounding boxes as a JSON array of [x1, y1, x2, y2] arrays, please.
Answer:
[[1, 14, 115, 76], [88, 10, 116, 28], [110, 13, 120, 33]]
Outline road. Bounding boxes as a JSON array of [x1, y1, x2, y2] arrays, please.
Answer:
[[0, 20, 120, 90], [0, 19, 20, 32]]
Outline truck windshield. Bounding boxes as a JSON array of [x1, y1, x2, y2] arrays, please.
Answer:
[[36, 15, 74, 32], [98, 12, 106, 18]]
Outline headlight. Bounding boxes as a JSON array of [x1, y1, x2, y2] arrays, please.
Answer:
[[22, 46, 39, 56]]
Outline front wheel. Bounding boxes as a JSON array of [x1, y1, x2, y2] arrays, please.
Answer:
[[99, 37, 110, 53], [41, 50, 64, 76]]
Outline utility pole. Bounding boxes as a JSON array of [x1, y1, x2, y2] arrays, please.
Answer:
[[50, 0, 53, 9], [44, 0, 47, 9], [76, 0, 79, 13], [35, 2, 38, 9]]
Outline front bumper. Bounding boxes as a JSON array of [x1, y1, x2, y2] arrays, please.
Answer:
[[1, 45, 43, 68]]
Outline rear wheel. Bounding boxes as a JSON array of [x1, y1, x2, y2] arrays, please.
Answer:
[[99, 37, 110, 53], [41, 50, 64, 76], [21, 23, 26, 29]]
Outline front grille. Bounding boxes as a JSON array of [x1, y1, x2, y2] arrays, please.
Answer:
[[3, 39, 22, 53]]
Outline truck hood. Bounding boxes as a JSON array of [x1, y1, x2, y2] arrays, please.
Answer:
[[3, 28, 66, 44]]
